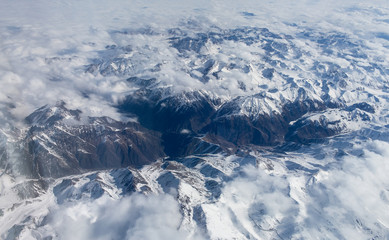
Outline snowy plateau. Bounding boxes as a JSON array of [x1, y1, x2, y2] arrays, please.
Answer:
[[0, 0, 389, 239]]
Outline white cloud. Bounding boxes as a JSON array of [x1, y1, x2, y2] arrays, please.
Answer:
[[202, 164, 298, 239], [0, 0, 387, 122], [40, 193, 200, 240], [300, 140, 389, 239], [207, 139, 389, 239]]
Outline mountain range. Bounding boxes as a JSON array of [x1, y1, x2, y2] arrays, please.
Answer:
[[1, 3, 389, 239]]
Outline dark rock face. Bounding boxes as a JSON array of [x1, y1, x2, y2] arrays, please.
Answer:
[[285, 115, 344, 143], [24, 103, 165, 178], [119, 89, 331, 155], [282, 100, 326, 122], [153, 91, 217, 133], [284, 102, 375, 143], [204, 115, 274, 146], [202, 98, 326, 147], [119, 89, 217, 133], [18, 84, 347, 179], [346, 102, 375, 114], [118, 88, 162, 130]]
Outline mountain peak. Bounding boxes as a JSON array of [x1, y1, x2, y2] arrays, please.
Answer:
[[25, 101, 82, 127]]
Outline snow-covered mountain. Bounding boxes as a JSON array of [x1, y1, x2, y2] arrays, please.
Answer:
[[1, 0, 389, 239]]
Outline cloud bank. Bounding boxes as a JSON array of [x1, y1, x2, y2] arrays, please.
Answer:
[[0, 0, 388, 123], [203, 139, 389, 239], [30, 193, 202, 240]]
